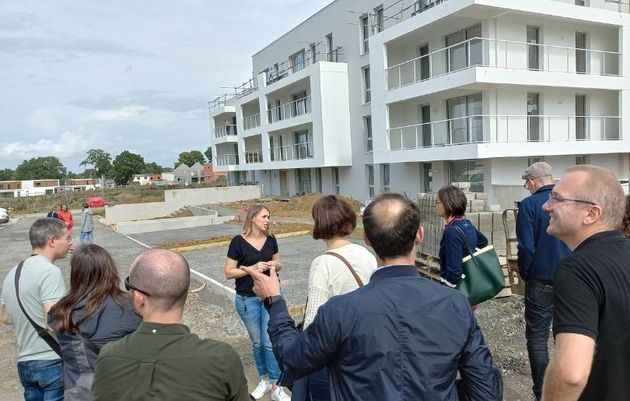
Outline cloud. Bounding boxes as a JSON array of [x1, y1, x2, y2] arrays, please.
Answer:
[[71, 91, 208, 113], [0, 36, 150, 56], [0, 132, 89, 160], [0, 12, 39, 32]]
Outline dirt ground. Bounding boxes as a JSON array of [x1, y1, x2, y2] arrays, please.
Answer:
[[226, 193, 362, 219]]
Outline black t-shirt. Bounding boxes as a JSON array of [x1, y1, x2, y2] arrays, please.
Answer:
[[553, 230, 630, 401], [227, 234, 278, 296]]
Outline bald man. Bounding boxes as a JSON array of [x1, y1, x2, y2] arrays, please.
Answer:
[[92, 249, 250, 401], [245, 193, 502, 401]]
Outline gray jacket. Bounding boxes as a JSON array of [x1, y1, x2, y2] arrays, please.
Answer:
[[81, 208, 93, 232]]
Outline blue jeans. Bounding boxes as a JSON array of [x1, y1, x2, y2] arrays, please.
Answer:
[[17, 359, 64, 401], [525, 280, 554, 400], [235, 295, 281, 382], [80, 231, 93, 244]]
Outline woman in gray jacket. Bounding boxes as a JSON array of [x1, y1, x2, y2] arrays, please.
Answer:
[[80, 203, 94, 244]]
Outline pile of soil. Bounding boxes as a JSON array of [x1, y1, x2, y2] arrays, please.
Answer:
[[226, 194, 362, 219]]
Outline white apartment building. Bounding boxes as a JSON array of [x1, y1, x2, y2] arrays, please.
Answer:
[[209, 0, 630, 208]]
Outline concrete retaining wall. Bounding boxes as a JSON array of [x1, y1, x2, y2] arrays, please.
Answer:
[[105, 185, 261, 224], [116, 214, 234, 235]]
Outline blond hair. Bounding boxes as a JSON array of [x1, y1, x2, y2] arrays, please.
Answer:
[[242, 204, 271, 236], [565, 165, 624, 229]]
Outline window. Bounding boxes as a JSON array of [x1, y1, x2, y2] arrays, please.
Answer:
[[291, 50, 306, 73], [309, 43, 317, 64], [576, 95, 587, 140], [576, 155, 588, 165], [367, 165, 375, 198], [374, 6, 384, 33], [418, 44, 430, 81], [294, 130, 312, 159], [364, 116, 373, 151], [527, 26, 541, 71], [446, 93, 482, 144], [576, 32, 587, 74], [527, 93, 541, 141], [449, 160, 484, 193], [420, 104, 432, 146], [422, 162, 433, 193], [360, 15, 370, 54], [445, 24, 482, 72], [381, 164, 390, 192], [363, 67, 371, 103], [292, 91, 308, 117], [575, 0, 586, 5], [527, 156, 544, 166], [333, 167, 340, 195], [296, 169, 312, 194]]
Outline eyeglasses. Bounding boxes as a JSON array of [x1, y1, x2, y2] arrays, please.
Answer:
[[124, 276, 151, 297], [523, 180, 530, 189], [547, 193, 596, 206]]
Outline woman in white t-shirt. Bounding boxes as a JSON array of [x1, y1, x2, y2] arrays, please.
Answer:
[[299, 195, 377, 401]]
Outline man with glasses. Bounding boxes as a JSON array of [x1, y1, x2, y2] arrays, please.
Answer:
[[516, 162, 570, 401], [541, 165, 630, 401], [92, 249, 251, 401]]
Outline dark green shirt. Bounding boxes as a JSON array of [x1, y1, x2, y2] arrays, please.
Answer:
[[92, 322, 250, 401]]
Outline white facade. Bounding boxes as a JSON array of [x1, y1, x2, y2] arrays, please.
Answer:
[[209, 0, 630, 207], [0, 180, 60, 198]]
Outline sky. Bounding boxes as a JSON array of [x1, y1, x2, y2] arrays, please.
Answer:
[[0, 0, 332, 172]]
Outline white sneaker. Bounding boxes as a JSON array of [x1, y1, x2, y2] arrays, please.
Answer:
[[250, 380, 271, 400], [270, 386, 291, 401]]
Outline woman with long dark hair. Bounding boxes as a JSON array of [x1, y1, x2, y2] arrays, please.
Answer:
[[224, 204, 290, 401], [48, 245, 140, 401]]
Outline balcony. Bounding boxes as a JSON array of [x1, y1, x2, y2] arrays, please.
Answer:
[[267, 96, 311, 124], [387, 37, 621, 90], [216, 154, 239, 166], [388, 114, 621, 150], [245, 150, 263, 164], [214, 124, 238, 141], [243, 113, 261, 131], [270, 142, 314, 162], [265, 45, 344, 86]]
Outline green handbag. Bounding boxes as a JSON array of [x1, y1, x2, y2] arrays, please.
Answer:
[[453, 227, 505, 305]]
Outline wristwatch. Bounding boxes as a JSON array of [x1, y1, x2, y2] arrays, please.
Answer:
[[263, 295, 283, 310]]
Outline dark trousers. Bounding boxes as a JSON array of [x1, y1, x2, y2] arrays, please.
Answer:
[[525, 280, 554, 400]]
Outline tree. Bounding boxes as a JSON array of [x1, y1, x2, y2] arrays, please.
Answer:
[[80, 149, 112, 179], [0, 168, 15, 181], [111, 151, 145, 185], [176, 150, 206, 167], [143, 162, 164, 174], [14, 156, 67, 180], [204, 146, 213, 164]]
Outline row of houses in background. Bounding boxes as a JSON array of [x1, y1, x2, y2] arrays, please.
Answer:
[[132, 163, 226, 186], [0, 164, 226, 198]]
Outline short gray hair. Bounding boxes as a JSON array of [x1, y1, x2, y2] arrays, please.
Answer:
[[29, 218, 68, 249]]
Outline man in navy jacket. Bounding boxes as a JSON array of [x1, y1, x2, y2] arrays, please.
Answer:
[[517, 162, 570, 401], [244, 193, 502, 401]]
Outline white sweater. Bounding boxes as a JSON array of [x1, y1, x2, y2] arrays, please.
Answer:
[[303, 243, 377, 328]]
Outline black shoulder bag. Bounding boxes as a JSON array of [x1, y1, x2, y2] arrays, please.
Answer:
[[14, 258, 62, 357]]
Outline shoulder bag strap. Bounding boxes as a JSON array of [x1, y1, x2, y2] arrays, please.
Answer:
[[14, 258, 62, 357], [324, 251, 364, 287]]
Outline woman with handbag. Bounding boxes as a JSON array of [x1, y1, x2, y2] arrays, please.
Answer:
[[48, 244, 141, 401], [299, 195, 377, 401], [435, 185, 488, 290], [225, 204, 290, 401]]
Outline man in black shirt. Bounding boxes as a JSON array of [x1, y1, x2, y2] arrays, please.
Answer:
[[541, 165, 629, 401]]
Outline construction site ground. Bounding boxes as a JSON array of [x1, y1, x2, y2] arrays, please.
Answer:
[[0, 199, 539, 401]]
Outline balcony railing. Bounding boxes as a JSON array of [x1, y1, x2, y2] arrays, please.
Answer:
[[245, 150, 263, 164], [388, 114, 621, 150], [216, 154, 239, 166], [267, 96, 311, 124], [265, 45, 344, 86], [214, 124, 237, 139], [387, 37, 621, 89], [270, 141, 314, 162], [243, 113, 261, 131]]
